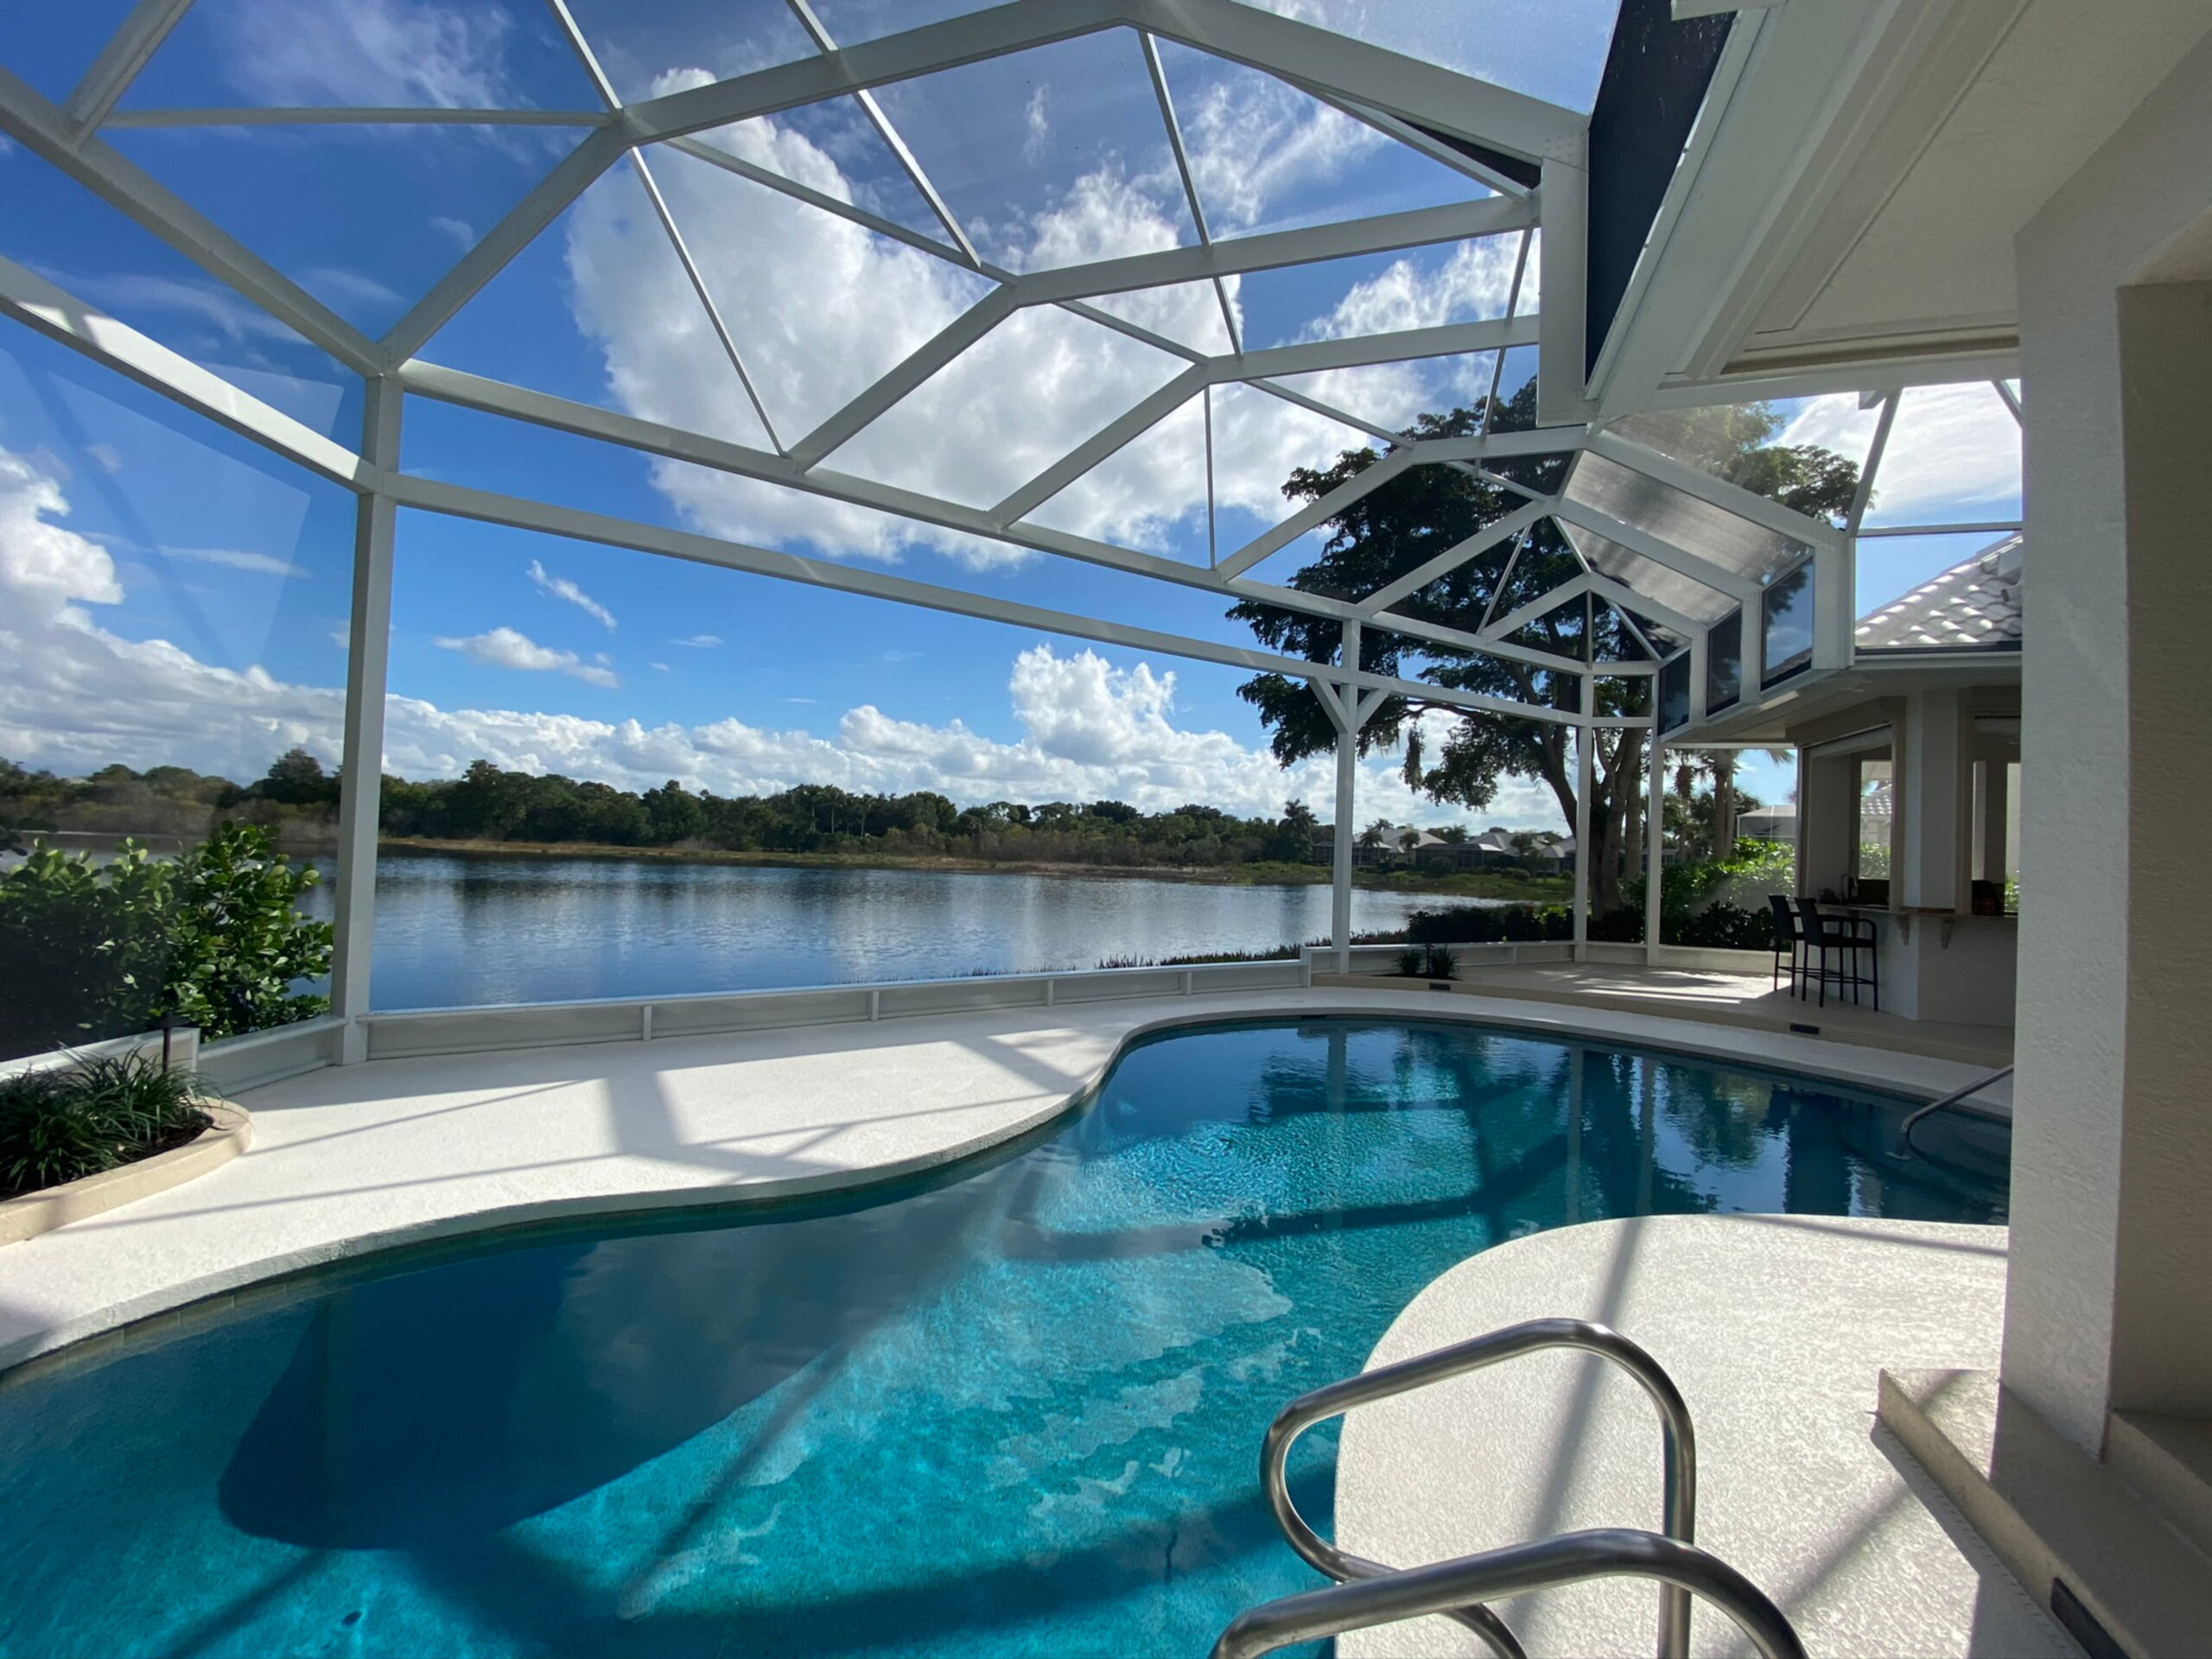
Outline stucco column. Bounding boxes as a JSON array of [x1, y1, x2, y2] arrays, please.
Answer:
[[2003, 41, 2212, 1454], [1797, 747, 1854, 899], [1897, 690, 1967, 913], [1644, 733, 1666, 961], [1974, 754, 2010, 887], [1572, 718, 1593, 951]]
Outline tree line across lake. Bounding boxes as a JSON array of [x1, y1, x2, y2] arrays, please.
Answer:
[[3, 753, 1558, 879]]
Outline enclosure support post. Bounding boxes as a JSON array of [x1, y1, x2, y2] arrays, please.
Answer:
[[1572, 712, 1595, 956], [1315, 620, 1383, 976], [1644, 728, 1667, 965], [1332, 713, 1357, 972], [332, 378, 399, 1065]]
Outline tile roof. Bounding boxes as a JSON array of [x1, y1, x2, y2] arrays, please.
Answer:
[[1854, 536, 2023, 652]]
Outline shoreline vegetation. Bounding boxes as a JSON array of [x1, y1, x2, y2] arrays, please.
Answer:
[[372, 836, 1573, 899], [3, 753, 1573, 903]]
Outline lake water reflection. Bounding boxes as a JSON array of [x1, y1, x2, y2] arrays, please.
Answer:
[[365, 853, 1460, 1009]]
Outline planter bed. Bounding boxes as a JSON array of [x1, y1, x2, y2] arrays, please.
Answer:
[[0, 1101, 251, 1247]]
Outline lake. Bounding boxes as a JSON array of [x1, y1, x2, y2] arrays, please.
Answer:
[[361, 852, 1467, 1010]]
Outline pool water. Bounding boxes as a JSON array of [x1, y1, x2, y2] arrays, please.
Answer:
[[0, 1020, 2008, 1658]]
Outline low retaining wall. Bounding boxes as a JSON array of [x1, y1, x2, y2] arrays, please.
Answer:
[[2, 1026, 201, 1081], [194, 959, 1312, 1084], [0, 1100, 251, 1245], [187, 943, 1779, 1094]]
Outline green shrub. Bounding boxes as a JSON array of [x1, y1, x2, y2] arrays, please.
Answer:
[[0, 1055, 212, 1199], [1619, 839, 1793, 950], [1402, 904, 1578, 945], [0, 823, 332, 1059], [1424, 944, 1458, 979], [1395, 945, 1427, 977]]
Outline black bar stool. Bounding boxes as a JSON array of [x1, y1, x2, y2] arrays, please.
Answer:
[[1793, 897, 1878, 1010], [1766, 893, 1804, 995]]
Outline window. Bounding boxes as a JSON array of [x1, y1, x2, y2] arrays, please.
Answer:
[[1706, 608, 1743, 712], [1659, 653, 1691, 732], [1762, 563, 1814, 684]]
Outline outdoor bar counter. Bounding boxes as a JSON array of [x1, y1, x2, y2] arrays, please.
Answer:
[[1830, 905, 2018, 1026]]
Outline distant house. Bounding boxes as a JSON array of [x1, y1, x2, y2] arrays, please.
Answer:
[[1529, 836, 1574, 870], [1313, 823, 1577, 872], [1312, 823, 1418, 868], [1737, 802, 1797, 843]]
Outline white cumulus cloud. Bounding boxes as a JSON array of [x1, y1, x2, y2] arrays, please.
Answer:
[[162, 544, 308, 579], [1780, 384, 2021, 524], [0, 448, 344, 779], [216, 0, 521, 108], [2, 442, 1562, 825], [526, 557, 617, 628], [0, 451, 124, 620], [434, 626, 621, 689], [374, 642, 1556, 826], [558, 62, 1481, 569]]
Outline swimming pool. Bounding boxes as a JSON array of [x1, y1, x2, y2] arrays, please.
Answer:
[[0, 1018, 2007, 1657]]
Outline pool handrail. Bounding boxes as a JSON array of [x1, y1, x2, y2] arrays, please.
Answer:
[[1901, 1065, 2013, 1151], [1258, 1316, 1696, 1659], [1210, 1528, 1807, 1659]]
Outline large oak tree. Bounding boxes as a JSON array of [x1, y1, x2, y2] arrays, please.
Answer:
[[1230, 397, 1859, 912]]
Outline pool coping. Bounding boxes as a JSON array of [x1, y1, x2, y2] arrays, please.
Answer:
[[1332, 1214, 2061, 1659], [0, 987, 2012, 1382]]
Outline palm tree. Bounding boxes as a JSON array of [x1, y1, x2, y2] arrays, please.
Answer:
[[1669, 749, 1792, 860]]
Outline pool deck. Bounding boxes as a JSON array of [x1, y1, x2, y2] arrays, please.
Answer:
[[1317, 962, 2014, 1068], [1338, 1215, 2068, 1658], [0, 986, 2011, 1376]]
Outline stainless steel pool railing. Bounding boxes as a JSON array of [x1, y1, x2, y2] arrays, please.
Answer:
[[1901, 1065, 2013, 1151], [1210, 1528, 1808, 1659], [1255, 1318, 1701, 1659]]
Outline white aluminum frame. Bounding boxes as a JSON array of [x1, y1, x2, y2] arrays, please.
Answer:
[[0, 0, 1892, 1056]]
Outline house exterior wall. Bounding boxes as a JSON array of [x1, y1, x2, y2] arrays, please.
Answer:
[[2004, 32, 2212, 1452]]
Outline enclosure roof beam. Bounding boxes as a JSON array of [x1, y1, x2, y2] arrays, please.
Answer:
[[662, 135, 969, 264], [0, 64, 390, 373], [0, 253, 372, 486], [782, 0, 983, 266], [1583, 426, 1842, 550], [1478, 572, 1594, 645], [1585, 572, 1701, 641], [991, 315, 1541, 524], [1552, 499, 1759, 607], [387, 474, 1593, 727], [392, 360, 1600, 675], [1011, 195, 1534, 308], [1141, 29, 1242, 353], [1215, 448, 1417, 579], [628, 1, 1140, 142], [1361, 497, 1554, 615], [771, 200, 1534, 471], [1230, 315, 1539, 380], [379, 122, 631, 362], [989, 367, 1210, 524], [63, 0, 195, 138], [1128, 0, 1585, 162], [1407, 427, 1589, 462], [789, 289, 1020, 469]]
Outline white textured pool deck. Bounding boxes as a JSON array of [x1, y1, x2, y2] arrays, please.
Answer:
[[0, 988, 2010, 1374], [1338, 1216, 2067, 1659]]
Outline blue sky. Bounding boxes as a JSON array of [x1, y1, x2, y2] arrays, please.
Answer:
[[0, 2, 2021, 832]]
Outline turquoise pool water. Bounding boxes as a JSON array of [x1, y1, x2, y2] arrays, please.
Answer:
[[0, 1019, 2008, 1658]]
